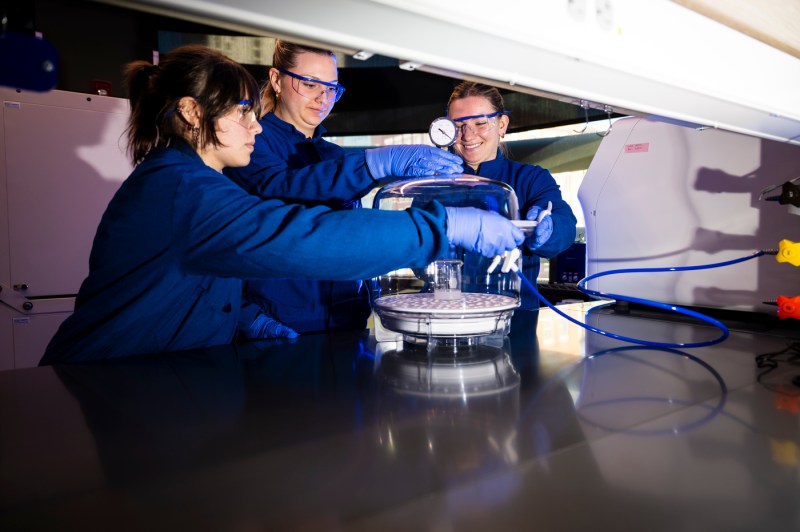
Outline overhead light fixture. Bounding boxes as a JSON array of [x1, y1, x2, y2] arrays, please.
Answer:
[[398, 61, 422, 71], [352, 50, 374, 60]]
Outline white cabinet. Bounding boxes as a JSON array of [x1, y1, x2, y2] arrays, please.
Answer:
[[0, 89, 131, 369]]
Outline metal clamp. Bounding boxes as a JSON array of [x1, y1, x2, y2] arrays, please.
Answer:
[[0, 283, 33, 313]]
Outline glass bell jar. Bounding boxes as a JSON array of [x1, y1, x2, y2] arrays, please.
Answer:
[[370, 175, 522, 347]]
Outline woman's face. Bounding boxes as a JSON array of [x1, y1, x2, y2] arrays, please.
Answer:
[[271, 51, 339, 138], [200, 101, 262, 172], [448, 95, 509, 171]]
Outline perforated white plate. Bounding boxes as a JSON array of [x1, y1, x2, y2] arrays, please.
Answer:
[[374, 293, 518, 337], [375, 293, 518, 313]]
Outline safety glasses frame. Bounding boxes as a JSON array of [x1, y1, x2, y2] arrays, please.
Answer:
[[276, 68, 346, 103]]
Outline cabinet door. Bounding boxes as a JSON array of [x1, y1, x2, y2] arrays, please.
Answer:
[[2, 89, 131, 298]]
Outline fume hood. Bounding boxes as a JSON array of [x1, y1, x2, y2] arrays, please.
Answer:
[[94, 0, 800, 144]]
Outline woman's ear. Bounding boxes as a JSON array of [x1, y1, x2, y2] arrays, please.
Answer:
[[177, 96, 200, 126], [498, 114, 509, 138], [268, 67, 281, 96]]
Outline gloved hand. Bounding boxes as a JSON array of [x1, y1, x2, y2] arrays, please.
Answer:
[[525, 204, 554, 250], [246, 314, 299, 339], [444, 206, 525, 257], [365, 145, 463, 178]]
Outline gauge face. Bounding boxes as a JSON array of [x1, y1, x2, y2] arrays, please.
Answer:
[[429, 116, 458, 147]]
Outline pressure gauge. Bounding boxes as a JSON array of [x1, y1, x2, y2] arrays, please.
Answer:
[[429, 116, 458, 148]]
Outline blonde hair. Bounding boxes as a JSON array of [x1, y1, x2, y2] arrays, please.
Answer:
[[261, 40, 337, 115], [447, 81, 506, 115]]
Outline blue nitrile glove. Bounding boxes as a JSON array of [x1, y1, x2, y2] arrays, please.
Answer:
[[365, 145, 463, 178], [246, 314, 299, 339], [525, 204, 554, 250], [444, 206, 525, 257]]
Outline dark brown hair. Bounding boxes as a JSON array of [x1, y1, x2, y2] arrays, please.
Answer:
[[124, 44, 261, 164], [261, 40, 337, 114]]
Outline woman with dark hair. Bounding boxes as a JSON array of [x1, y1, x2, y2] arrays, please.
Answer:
[[226, 40, 465, 338], [447, 81, 578, 308], [40, 45, 523, 365]]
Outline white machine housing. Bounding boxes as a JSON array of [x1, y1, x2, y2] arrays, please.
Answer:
[[579, 117, 800, 315], [0, 88, 131, 369]]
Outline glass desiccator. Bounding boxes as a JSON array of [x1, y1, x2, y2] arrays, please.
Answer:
[[370, 174, 523, 347]]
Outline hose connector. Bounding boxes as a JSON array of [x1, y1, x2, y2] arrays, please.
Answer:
[[776, 295, 800, 320], [776, 240, 800, 267]]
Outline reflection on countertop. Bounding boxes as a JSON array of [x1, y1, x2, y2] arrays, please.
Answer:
[[1, 303, 798, 531]]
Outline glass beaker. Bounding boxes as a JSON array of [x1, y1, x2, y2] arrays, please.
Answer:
[[431, 259, 462, 300]]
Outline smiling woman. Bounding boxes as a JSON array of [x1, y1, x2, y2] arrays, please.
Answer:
[[446, 81, 578, 308]]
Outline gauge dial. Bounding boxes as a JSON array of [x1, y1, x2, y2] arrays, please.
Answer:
[[429, 116, 458, 147]]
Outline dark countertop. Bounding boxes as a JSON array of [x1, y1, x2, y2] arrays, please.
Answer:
[[1, 303, 799, 531]]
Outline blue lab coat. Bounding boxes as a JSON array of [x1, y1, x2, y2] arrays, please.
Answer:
[[225, 113, 379, 334], [41, 141, 449, 364], [463, 150, 578, 308]]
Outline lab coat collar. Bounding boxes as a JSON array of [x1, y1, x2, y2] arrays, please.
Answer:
[[173, 138, 204, 161], [460, 148, 506, 177], [262, 111, 328, 140]]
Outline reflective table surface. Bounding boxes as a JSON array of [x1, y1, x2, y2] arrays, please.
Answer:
[[2, 303, 799, 531]]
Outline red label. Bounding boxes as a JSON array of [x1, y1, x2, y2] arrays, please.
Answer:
[[624, 143, 650, 153]]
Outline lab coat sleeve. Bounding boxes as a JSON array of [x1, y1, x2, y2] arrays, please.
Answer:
[[176, 172, 450, 281], [512, 163, 578, 258], [225, 133, 376, 203]]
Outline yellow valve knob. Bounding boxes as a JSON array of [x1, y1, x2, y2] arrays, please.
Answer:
[[776, 239, 800, 267]]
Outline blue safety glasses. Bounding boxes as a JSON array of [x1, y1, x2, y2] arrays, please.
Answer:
[[450, 110, 509, 137], [222, 99, 259, 130], [277, 68, 346, 103]]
